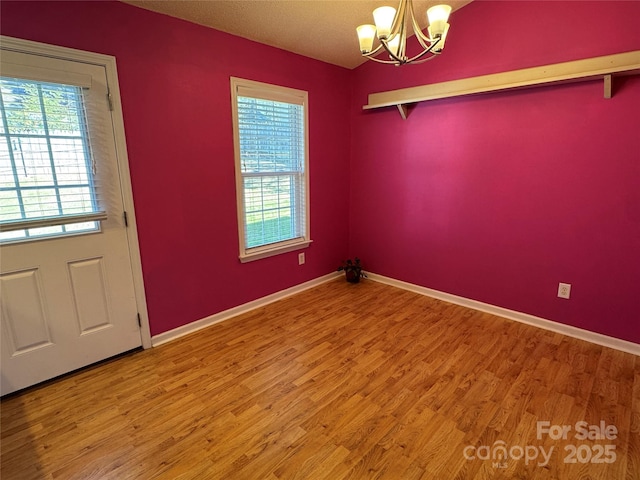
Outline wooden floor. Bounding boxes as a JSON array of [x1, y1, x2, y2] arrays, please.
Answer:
[[1, 279, 639, 479]]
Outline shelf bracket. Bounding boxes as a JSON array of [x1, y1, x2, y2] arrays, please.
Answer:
[[604, 74, 612, 99], [397, 104, 409, 120]]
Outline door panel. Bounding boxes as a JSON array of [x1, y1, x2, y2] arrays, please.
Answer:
[[1, 229, 141, 393], [0, 43, 142, 395], [68, 257, 112, 333], [1, 268, 53, 354]]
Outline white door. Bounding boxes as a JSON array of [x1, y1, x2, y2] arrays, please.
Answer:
[[0, 42, 142, 395]]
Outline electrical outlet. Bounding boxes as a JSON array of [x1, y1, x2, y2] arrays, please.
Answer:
[[298, 252, 305, 265], [558, 283, 571, 299]]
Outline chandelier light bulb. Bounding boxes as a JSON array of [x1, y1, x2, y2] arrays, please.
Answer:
[[427, 4, 451, 37], [356, 24, 377, 53], [386, 35, 401, 57], [372, 6, 396, 39], [429, 23, 450, 51]]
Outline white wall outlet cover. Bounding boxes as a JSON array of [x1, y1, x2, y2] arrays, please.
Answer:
[[558, 283, 571, 299]]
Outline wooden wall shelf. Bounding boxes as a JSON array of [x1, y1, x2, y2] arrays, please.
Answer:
[[363, 51, 640, 119]]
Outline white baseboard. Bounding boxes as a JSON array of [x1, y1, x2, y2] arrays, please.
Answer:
[[151, 272, 341, 347], [367, 273, 640, 356], [152, 270, 639, 356]]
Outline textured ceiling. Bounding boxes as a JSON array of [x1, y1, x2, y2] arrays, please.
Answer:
[[122, 0, 472, 69]]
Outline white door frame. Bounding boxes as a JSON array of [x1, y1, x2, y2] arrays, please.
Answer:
[[0, 35, 152, 349]]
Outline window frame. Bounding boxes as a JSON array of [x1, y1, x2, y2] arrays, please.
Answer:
[[231, 77, 311, 263]]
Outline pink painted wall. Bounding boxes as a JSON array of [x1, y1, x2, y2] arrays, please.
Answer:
[[0, 1, 351, 336], [2, 1, 639, 345], [350, 1, 640, 343]]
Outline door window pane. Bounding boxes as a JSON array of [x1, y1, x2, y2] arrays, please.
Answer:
[[0, 77, 99, 241]]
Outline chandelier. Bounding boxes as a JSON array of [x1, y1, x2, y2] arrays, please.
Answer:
[[356, 0, 452, 66]]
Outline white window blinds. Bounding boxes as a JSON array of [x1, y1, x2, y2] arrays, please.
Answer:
[[231, 78, 310, 262], [0, 75, 106, 242]]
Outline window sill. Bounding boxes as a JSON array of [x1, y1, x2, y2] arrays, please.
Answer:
[[239, 239, 312, 263]]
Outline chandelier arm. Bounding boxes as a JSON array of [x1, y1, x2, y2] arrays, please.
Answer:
[[362, 38, 406, 64], [390, 0, 408, 35], [415, 28, 433, 43], [410, 10, 434, 50], [362, 43, 437, 66], [413, 30, 432, 52], [402, 53, 439, 65], [364, 42, 386, 58], [404, 38, 442, 64], [362, 55, 404, 65], [397, 0, 410, 60], [380, 38, 406, 64], [363, 41, 404, 64]]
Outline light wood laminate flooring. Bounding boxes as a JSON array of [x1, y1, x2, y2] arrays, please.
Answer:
[[2, 279, 639, 479]]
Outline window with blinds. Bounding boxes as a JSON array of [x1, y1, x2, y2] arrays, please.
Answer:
[[0, 77, 103, 242], [231, 78, 310, 262]]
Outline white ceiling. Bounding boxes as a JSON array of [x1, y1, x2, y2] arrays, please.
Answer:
[[122, 0, 472, 69]]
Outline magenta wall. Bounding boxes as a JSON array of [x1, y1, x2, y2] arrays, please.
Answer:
[[350, 1, 640, 343], [2, 1, 639, 345], [0, 1, 351, 336]]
